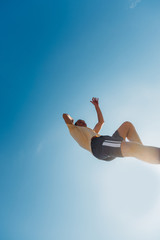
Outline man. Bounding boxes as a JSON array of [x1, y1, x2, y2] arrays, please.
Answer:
[[63, 97, 160, 164]]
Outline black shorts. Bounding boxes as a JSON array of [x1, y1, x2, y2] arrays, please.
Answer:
[[91, 130, 124, 161]]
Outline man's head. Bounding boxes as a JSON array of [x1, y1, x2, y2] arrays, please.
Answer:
[[75, 119, 87, 127]]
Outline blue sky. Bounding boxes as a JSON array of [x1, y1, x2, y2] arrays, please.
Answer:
[[1, 0, 160, 239]]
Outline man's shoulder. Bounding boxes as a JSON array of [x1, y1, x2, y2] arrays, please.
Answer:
[[66, 123, 77, 131], [67, 123, 74, 127]]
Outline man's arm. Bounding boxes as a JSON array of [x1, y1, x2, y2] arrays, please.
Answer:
[[90, 97, 104, 134], [63, 113, 74, 125]]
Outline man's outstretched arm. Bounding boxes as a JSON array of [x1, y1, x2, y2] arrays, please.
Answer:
[[90, 97, 104, 134], [63, 113, 74, 125]]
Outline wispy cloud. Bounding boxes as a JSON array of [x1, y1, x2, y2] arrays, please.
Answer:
[[36, 141, 45, 154], [129, 0, 142, 9]]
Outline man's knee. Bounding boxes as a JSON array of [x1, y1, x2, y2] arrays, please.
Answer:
[[123, 121, 134, 130]]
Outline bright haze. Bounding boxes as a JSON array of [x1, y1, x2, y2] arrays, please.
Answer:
[[1, 0, 160, 240]]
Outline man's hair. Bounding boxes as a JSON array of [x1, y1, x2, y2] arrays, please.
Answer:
[[75, 119, 83, 126]]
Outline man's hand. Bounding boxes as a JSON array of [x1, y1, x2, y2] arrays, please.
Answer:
[[63, 114, 74, 125], [90, 97, 99, 107]]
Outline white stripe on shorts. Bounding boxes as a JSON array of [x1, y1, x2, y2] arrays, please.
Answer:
[[102, 140, 121, 148]]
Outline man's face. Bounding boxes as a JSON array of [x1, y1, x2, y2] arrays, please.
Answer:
[[75, 119, 87, 127]]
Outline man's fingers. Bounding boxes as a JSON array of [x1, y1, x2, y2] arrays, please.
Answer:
[[92, 97, 99, 102], [91, 97, 99, 104]]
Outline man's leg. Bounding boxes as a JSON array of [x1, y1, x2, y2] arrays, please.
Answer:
[[121, 141, 160, 164], [117, 121, 142, 144]]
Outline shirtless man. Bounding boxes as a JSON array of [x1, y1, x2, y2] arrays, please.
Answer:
[[63, 97, 160, 164]]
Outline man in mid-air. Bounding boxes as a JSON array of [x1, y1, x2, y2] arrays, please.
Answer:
[[63, 97, 160, 164]]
